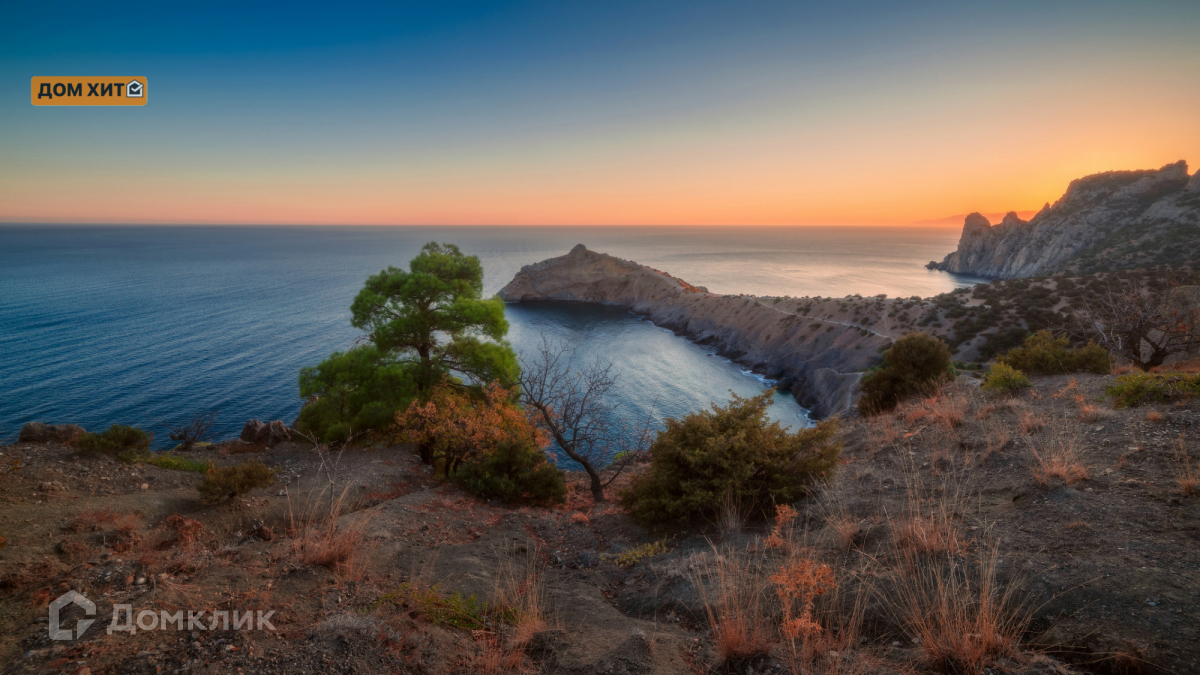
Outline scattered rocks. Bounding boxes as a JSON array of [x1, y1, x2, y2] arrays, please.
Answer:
[[239, 419, 291, 446]]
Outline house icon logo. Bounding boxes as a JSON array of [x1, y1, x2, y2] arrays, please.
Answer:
[[49, 590, 96, 640], [127, 80, 144, 98]]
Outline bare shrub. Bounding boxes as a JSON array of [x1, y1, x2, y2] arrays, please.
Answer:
[[167, 410, 217, 450]]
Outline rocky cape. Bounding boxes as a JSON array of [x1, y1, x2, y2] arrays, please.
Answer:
[[931, 160, 1200, 278], [499, 244, 894, 418]]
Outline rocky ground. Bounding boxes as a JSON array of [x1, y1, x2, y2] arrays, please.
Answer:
[[0, 371, 1197, 674]]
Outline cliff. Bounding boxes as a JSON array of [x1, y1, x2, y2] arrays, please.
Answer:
[[931, 160, 1200, 278], [499, 244, 894, 418]]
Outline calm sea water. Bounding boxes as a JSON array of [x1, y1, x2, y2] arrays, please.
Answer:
[[0, 225, 983, 450]]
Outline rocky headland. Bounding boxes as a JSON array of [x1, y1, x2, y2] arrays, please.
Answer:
[[499, 244, 898, 418], [931, 160, 1200, 278]]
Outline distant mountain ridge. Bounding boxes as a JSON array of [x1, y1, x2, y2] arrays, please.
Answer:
[[930, 160, 1200, 278]]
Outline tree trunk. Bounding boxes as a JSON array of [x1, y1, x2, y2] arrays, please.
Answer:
[[585, 466, 606, 503]]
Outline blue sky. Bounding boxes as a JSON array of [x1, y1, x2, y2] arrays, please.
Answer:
[[3, 1, 1198, 225]]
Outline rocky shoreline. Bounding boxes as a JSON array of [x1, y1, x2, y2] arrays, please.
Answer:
[[499, 244, 895, 418]]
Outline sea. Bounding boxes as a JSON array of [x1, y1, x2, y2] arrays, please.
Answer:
[[0, 225, 986, 453]]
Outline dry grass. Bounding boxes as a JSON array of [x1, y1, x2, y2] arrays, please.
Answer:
[[569, 511, 590, 526], [1076, 404, 1110, 423], [1176, 436, 1198, 496], [718, 492, 748, 537], [288, 485, 374, 580], [692, 548, 774, 663], [1145, 411, 1165, 423], [980, 419, 1011, 462], [825, 515, 860, 551], [975, 404, 996, 421], [1019, 411, 1045, 434], [892, 513, 964, 557], [890, 460, 966, 557], [1028, 430, 1089, 486], [866, 413, 902, 450], [925, 393, 967, 430], [889, 541, 1032, 673]]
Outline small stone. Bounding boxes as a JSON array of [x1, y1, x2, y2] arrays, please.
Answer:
[[140, 483, 149, 490], [136, 576, 146, 585]]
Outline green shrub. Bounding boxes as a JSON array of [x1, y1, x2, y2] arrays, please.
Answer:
[[858, 332, 953, 415], [146, 453, 211, 473], [620, 391, 840, 526], [454, 440, 565, 505], [74, 425, 153, 463], [1106, 372, 1200, 408], [998, 331, 1110, 375], [197, 460, 276, 504], [982, 362, 1032, 395]]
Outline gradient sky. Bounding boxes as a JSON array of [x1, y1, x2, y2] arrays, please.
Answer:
[[2, 1, 1198, 226]]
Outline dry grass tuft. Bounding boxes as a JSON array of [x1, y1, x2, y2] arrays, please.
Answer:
[[718, 492, 748, 537], [893, 513, 963, 557], [1019, 411, 1045, 434], [569, 511, 590, 526], [1145, 411, 1165, 423], [289, 486, 374, 580], [692, 549, 774, 663], [867, 413, 902, 450], [1076, 404, 1110, 423], [825, 514, 860, 551], [925, 393, 967, 430], [1175, 436, 1198, 496], [890, 541, 1032, 673], [1029, 432, 1089, 486]]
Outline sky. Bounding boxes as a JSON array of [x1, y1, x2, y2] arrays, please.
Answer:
[[1, 0, 1198, 226]]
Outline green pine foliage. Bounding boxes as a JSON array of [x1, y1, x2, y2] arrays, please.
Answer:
[[454, 440, 566, 505], [197, 460, 276, 504], [297, 242, 519, 442], [297, 345, 417, 442], [998, 330, 1110, 375], [857, 332, 953, 415], [620, 391, 840, 526]]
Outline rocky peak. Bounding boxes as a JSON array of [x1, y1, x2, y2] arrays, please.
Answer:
[[931, 159, 1198, 279], [962, 212, 991, 236], [568, 243, 589, 256], [998, 211, 1027, 228]]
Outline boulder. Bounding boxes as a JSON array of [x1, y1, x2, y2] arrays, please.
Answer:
[[263, 420, 291, 446], [239, 419, 266, 443], [239, 419, 291, 446], [18, 422, 85, 444]]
